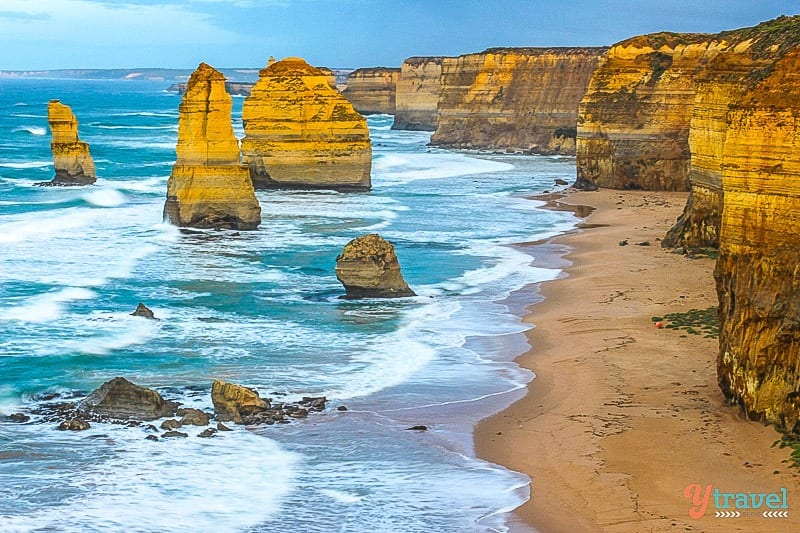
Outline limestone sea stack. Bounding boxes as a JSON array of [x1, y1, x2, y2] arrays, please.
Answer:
[[341, 67, 400, 115], [335, 234, 415, 299], [40, 100, 96, 186], [392, 57, 445, 131], [163, 62, 261, 230], [241, 57, 372, 191], [430, 48, 607, 155]]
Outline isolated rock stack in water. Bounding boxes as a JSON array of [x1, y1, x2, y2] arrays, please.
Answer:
[[241, 57, 372, 191], [42, 100, 96, 186], [163, 62, 261, 230], [335, 234, 415, 298]]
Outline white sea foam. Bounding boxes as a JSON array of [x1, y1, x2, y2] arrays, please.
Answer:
[[0, 287, 96, 323], [0, 425, 299, 532], [64, 313, 160, 355], [81, 188, 127, 207], [13, 126, 46, 136], [0, 161, 52, 169], [373, 152, 514, 185], [0, 208, 98, 243], [320, 489, 364, 503]]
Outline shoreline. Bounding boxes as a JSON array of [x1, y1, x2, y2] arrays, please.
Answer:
[[476, 189, 798, 532]]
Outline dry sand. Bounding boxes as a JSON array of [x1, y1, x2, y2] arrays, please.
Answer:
[[476, 190, 799, 532]]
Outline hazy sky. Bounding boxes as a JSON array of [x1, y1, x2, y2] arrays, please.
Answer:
[[0, 0, 798, 69]]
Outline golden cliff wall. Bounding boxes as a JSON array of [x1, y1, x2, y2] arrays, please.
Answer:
[[715, 43, 800, 432], [163, 62, 261, 230], [44, 100, 96, 186], [665, 18, 800, 249], [575, 34, 722, 190], [392, 57, 444, 131], [430, 47, 607, 155], [342, 67, 400, 115], [241, 57, 372, 191]]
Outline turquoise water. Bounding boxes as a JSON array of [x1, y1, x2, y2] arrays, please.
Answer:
[[0, 79, 579, 532]]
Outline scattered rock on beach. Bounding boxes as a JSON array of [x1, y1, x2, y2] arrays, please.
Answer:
[[162, 430, 188, 438], [198, 428, 218, 438], [7, 413, 30, 423]]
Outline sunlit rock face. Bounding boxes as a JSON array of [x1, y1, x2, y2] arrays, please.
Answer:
[[430, 47, 606, 155], [392, 56, 445, 131], [714, 36, 800, 433], [241, 57, 372, 191], [163, 62, 261, 230], [45, 100, 96, 186], [342, 67, 400, 115]]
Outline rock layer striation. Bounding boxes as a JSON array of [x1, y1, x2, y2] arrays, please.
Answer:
[[392, 57, 445, 131], [430, 48, 607, 154], [163, 62, 261, 230], [42, 100, 96, 186], [241, 57, 372, 191], [342, 67, 400, 115]]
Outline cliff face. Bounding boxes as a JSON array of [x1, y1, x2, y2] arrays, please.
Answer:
[[44, 100, 96, 186], [715, 40, 800, 432], [163, 62, 261, 230], [430, 48, 607, 155], [576, 34, 725, 191], [664, 20, 800, 249], [241, 57, 372, 191], [342, 67, 400, 115], [392, 57, 444, 131]]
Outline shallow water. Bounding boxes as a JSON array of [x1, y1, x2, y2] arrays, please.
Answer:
[[0, 79, 579, 532]]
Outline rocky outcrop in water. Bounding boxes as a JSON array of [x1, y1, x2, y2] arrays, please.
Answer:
[[335, 234, 415, 299], [211, 380, 326, 425], [241, 57, 372, 191], [431, 48, 606, 155], [712, 18, 800, 432], [163, 62, 261, 230], [38, 100, 96, 186], [392, 57, 445, 131], [342, 67, 400, 115], [78, 377, 179, 421]]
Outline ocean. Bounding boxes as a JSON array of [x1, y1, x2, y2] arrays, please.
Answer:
[[0, 79, 579, 532]]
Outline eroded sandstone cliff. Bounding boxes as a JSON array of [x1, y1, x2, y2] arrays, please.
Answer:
[[664, 18, 800, 249], [335, 234, 415, 299], [714, 38, 800, 432], [342, 67, 400, 115], [392, 57, 444, 131], [430, 48, 607, 155], [42, 100, 96, 186], [575, 34, 721, 191], [163, 62, 261, 230], [241, 57, 372, 191]]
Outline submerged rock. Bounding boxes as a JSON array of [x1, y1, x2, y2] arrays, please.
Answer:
[[335, 234, 416, 299], [35, 100, 96, 187], [241, 57, 372, 191], [58, 418, 90, 431], [163, 62, 261, 230], [78, 377, 179, 421], [131, 303, 157, 320]]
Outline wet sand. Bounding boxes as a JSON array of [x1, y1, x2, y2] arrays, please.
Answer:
[[476, 190, 798, 532]]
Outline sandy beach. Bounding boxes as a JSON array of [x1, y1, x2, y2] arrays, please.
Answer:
[[476, 190, 799, 532]]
